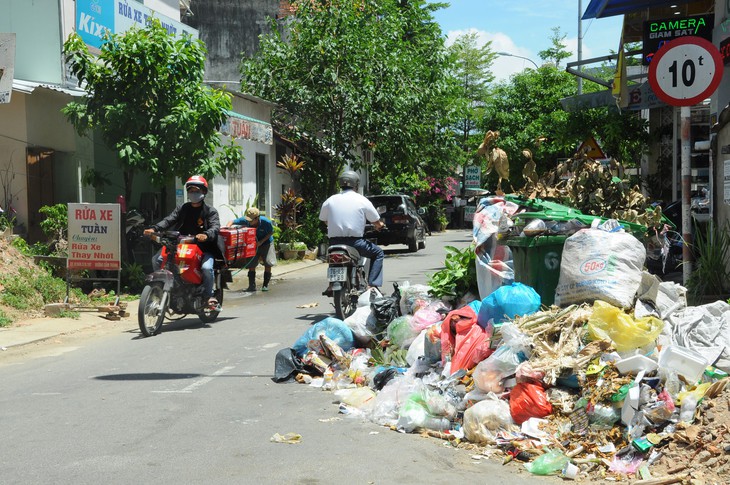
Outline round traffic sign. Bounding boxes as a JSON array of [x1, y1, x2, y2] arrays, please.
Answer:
[[648, 36, 723, 106]]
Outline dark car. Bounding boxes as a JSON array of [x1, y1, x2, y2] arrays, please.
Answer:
[[365, 194, 427, 252]]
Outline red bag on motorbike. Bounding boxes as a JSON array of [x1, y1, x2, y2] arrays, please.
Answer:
[[440, 306, 493, 374], [161, 243, 203, 284]]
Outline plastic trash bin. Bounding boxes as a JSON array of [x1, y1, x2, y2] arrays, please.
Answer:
[[501, 235, 567, 306]]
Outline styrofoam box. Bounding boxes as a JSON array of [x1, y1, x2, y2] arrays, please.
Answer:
[[615, 354, 658, 375], [657, 345, 708, 383]]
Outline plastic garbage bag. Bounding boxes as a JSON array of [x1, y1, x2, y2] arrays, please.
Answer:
[[555, 229, 646, 309], [399, 283, 432, 315], [292, 317, 354, 357], [476, 282, 541, 329], [272, 347, 319, 383], [524, 449, 570, 475], [410, 306, 443, 333], [473, 323, 531, 393], [462, 395, 515, 444], [509, 382, 552, 425], [333, 387, 377, 411], [343, 305, 375, 348], [449, 320, 494, 374], [587, 300, 663, 352], [387, 315, 417, 348]]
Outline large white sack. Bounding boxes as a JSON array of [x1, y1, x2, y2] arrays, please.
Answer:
[[554, 228, 646, 309]]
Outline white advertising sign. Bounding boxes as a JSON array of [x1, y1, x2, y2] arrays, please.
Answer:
[[76, 0, 198, 51], [0, 33, 16, 104], [68, 203, 121, 270], [464, 166, 481, 189], [464, 205, 476, 222]]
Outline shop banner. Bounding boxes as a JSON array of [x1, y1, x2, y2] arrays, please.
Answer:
[[76, 0, 198, 51], [67, 203, 121, 270], [642, 14, 713, 65], [464, 166, 481, 190]]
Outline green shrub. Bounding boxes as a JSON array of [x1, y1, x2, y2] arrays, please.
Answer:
[[0, 309, 12, 327], [121, 262, 146, 294], [32, 269, 68, 303]]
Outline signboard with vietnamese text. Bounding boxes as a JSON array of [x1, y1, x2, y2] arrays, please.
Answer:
[[464, 205, 476, 222], [642, 14, 713, 65], [67, 203, 121, 271], [464, 165, 481, 189], [724, 160, 730, 205], [75, 0, 198, 51]]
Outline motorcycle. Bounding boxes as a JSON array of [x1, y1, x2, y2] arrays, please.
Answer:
[[138, 231, 227, 337], [325, 243, 370, 320]]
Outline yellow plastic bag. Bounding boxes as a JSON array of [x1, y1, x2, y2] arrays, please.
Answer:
[[587, 300, 663, 352]]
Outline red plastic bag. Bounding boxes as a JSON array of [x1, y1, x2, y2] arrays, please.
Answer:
[[509, 382, 552, 424], [440, 306, 494, 374]]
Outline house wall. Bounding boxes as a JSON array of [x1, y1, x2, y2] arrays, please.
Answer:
[[0, 92, 28, 230], [183, 0, 282, 83], [0, 0, 64, 84]]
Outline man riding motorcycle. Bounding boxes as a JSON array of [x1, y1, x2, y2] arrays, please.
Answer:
[[143, 175, 224, 309], [319, 170, 385, 293]]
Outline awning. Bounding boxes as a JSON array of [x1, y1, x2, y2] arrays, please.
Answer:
[[12, 79, 87, 97], [582, 0, 695, 19]]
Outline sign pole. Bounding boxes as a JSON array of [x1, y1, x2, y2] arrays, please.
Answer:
[[681, 106, 693, 284]]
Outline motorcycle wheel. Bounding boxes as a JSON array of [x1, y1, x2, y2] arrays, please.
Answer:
[[333, 275, 357, 320], [198, 285, 223, 324], [138, 283, 167, 337]]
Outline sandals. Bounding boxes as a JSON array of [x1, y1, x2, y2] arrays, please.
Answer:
[[207, 297, 219, 309]]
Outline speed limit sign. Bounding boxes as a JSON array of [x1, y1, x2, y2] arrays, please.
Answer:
[[648, 36, 723, 106]]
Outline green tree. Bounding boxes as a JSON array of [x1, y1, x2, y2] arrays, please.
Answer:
[[63, 20, 242, 205], [241, 0, 457, 205], [448, 32, 496, 157], [480, 64, 649, 192], [538, 27, 572, 68]]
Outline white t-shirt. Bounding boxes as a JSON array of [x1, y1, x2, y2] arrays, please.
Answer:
[[319, 190, 380, 238]]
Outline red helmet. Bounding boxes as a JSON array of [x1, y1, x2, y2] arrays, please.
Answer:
[[185, 175, 208, 194]]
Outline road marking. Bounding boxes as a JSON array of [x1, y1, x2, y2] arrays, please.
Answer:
[[152, 366, 234, 394]]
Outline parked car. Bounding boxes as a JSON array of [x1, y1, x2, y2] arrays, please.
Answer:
[[365, 194, 427, 252]]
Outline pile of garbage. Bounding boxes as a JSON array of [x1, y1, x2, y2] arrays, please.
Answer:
[[273, 196, 730, 484]]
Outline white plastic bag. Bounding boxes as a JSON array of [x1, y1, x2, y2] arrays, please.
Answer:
[[555, 229, 646, 309], [463, 395, 515, 444]]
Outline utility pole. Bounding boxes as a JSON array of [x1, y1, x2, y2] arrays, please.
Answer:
[[577, 0, 583, 95]]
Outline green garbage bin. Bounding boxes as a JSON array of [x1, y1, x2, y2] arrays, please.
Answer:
[[502, 235, 567, 307]]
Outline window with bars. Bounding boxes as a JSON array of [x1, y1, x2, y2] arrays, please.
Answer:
[[229, 164, 243, 205]]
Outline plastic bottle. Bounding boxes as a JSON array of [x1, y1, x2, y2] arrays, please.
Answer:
[[679, 394, 697, 423]]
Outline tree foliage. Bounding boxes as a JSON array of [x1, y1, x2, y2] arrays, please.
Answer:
[[240, 0, 458, 204], [480, 64, 650, 193], [63, 20, 243, 203], [538, 27, 572, 68], [447, 31, 496, 158]]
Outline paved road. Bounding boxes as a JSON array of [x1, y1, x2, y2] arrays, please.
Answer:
[[0, 230, 558, 484]]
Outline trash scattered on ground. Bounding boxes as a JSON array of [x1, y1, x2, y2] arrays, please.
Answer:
[[274, 194, 730, 483], [270, 432, 302, 444], [297, 302, 319, 308]]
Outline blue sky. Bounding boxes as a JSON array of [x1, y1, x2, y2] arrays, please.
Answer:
[[431, 1, 624, 81]]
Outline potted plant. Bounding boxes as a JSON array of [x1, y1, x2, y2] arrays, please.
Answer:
[[275, 154, 306, 260]]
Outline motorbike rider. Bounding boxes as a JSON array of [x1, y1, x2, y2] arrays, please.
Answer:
[[319, 170, 385, 292], [227, 207, 277, 292], [143, 175, 224, 309]]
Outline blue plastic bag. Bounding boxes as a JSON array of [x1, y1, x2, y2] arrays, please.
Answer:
[[292, 317, 355, 356], [477, 282, 541, 329]]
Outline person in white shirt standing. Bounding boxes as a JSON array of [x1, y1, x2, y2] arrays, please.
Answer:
[[319, 170, 385, 289]]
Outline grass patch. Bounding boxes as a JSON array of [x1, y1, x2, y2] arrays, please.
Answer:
[[57, 310, 80, 319], [0, 309, 12, 327]]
